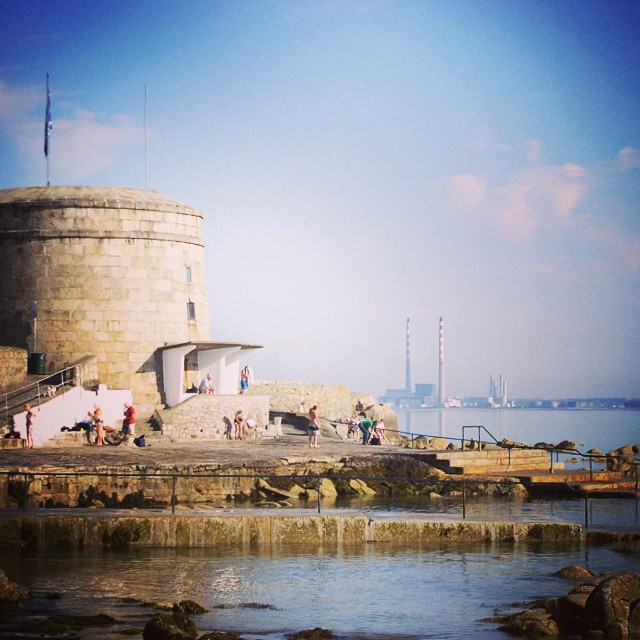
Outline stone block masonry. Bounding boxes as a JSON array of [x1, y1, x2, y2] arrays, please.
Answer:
[[0, 347, 27, 391], [246, 380, 397, 429], [0, 187, 211, 415], [155, 394, 270, 442]]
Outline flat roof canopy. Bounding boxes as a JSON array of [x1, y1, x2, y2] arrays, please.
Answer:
[[160, 341, 262, 406], [160, 341, 263, 353]]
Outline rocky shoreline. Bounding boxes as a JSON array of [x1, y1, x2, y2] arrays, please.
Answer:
[[4, 565, 640, 639], [488, 567, 640, 638]]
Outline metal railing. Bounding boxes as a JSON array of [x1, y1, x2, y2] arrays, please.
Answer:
[[1, 363, 83, 424]]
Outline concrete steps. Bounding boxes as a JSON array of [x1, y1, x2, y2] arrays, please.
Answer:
[[417, 448, 556, 475], [515, 470, 631, 497]]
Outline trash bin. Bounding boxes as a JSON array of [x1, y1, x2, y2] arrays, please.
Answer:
[[28, 352, 46, 375]]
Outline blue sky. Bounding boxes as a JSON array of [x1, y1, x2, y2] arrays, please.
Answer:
[[1, 0, 639, 399]]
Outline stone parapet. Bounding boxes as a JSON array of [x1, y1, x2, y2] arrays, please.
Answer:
[[246, 380, 397, 429]]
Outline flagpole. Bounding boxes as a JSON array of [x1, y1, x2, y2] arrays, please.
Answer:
[[44, 73, 52, 186], [144, 84, 148, 189]]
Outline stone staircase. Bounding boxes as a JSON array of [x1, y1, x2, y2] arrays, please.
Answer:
[[417, 447, 556, 475]]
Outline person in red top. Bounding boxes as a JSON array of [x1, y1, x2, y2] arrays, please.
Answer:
[[123, 402, 136, 437], [308, 405, 320, 448]]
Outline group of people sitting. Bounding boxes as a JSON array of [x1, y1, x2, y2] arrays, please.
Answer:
[[81, 402, 136, 446], [197, 366, 253, 396], [347, 416, 386, 445]]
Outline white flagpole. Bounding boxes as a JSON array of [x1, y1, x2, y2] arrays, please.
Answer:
[[144, 84, 148, 189]]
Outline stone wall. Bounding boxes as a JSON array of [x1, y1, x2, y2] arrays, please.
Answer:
[[0, 514, 582, 547], [155, 394, 270, 442], [0, 186, 211, 415], [0, 347, 27, 391], [245, 380, 397, 430]]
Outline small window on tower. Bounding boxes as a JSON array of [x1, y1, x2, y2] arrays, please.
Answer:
[[187, 301, 196, 321], [185, 266, 192, 283]]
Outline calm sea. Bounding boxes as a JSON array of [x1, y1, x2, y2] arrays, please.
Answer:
[[397, 407, 640, 453], [2, 543, 640, 639]]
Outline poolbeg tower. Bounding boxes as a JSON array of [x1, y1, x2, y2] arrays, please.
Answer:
[[0, 186, 211, 412], [438, 316, 446, 407], [405, 317, 411, 392]]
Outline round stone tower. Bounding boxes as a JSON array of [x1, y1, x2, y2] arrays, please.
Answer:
[[0, 186, 211, 413]]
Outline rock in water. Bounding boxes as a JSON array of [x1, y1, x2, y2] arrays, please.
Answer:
[[584, 572, 640, 638], [554, 565, 596, 579], [143, 612, 198, 639]]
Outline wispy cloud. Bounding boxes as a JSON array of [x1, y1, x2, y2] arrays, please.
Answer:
[[616, 145, 640, 172], [440, 154, 588, 241], [51, 109, 142, 180], [440, 142, 640, 271]]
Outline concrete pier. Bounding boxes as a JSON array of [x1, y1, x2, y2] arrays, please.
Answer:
[[0, 512, 582, 548]]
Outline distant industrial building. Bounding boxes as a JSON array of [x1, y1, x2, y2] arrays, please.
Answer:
[[379, 383, 435, 408]]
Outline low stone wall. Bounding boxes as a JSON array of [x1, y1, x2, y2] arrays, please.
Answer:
[[246, 380, 396, 428], [0, 513, 582, 548], [155, 394, 270, 442], [0, 347, 28, 392]]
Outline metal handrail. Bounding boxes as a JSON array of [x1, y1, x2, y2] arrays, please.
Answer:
[[461, 424, 501, 449], [1, 363, 83, 423]]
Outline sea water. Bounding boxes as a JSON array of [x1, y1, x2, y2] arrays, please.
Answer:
[[397, 407, 640, 453], [2, 542, 640, 639], [1, 409, 639, 638]]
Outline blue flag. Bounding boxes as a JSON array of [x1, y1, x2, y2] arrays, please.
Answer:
[[44, 74, 52, 157]]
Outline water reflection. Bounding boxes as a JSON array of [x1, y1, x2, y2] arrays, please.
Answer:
[[3, 542, 640, 640]]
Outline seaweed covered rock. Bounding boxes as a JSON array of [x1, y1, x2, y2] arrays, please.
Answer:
[[496, 607, 560, 637], [491, 570, 640, 639], [286, 628, 337, 640], [0, 570, 29, 610], [143, 612, 198, 639], [554, 565, 596, 580], [584, 571, 640, 638]]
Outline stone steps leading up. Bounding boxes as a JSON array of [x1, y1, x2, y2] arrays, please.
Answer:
[[417, 448, 557, 475]]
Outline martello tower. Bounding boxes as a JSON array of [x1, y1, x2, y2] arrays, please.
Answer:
[[0, 186, 211, 412]]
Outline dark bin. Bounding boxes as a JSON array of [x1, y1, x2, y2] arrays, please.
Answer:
[[28, 352, 46, 375]]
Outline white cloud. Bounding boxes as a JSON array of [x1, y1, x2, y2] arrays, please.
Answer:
[[440, 156, 588, 240], [52, 109, 142, 180], [616, 146, 640, 172], [439, 173, 486, 211]]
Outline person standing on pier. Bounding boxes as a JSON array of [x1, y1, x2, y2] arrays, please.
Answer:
[[123, 402, 136, 439], [308, 405, 320, 448], [234, 409, 245, 440], [24, 403, 35, 449]]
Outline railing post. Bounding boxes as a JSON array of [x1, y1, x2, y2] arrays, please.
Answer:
[[171, 474, 177, 514], [462, 480, 466, 519], [589, 456, 593, 481], [584, 492, 589, 530], [317, 476, 321, 514], [549, 451, 554, 473]]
